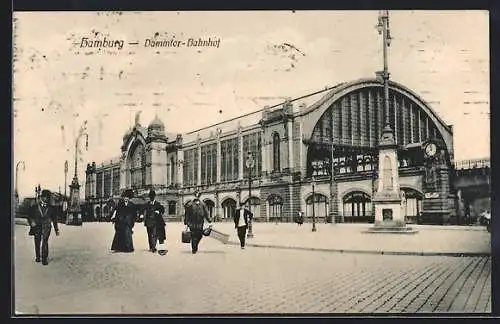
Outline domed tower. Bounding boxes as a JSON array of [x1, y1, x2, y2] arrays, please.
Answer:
[[145, 115, 168, 188], [147, 115, 167, 139]]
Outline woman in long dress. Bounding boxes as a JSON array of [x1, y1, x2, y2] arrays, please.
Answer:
[[111, 190, 136, 253]]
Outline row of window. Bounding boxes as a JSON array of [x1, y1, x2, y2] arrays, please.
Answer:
[[93, 189, 421, 220], [206, 190, 422, 219], [310, 154, 414, 177], [92, 168, 120, 198], [91, 132, 281, 190], [183, 132, 270, 185]]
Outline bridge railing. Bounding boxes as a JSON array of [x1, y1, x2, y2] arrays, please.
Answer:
[[454, 158, 490, 170]]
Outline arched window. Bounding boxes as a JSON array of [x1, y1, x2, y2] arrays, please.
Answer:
[[273, 133, 280, 171], [103, 205, 109, 219], [364, 157, 373, 171], [343, 191, 372, 223], [221, 198, 237, 219], [243, 197, 261, 220], [356, 157, 364, 172], [306, 194, 329, 220], [339, 157, 347, 174], [168, 201, 177, 215], [400, 188, 423, 224], [267, 194, 283, 221], [204, 199, 216, 219], [130, 144, 144, 188], [95, 206, 101, 220]]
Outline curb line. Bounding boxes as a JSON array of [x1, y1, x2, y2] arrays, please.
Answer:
[[226, 241, 490, 257]]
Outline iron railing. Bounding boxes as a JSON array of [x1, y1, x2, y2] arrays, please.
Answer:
[[454, 158, 490, 170]]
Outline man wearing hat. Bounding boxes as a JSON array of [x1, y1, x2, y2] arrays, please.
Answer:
[[184, 189, 212, 254], [233, 200, 253, 250], [28, 189, 60, 265], [140, 189, 167, 255]]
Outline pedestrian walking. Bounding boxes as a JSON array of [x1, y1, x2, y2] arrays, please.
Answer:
[[183, 189, 212, 254], [140, 189, 167, 255], [295, 211, 304, 226], [110, 189, 136, 253], [27, 189, 60, 265], [233, 201, 253, 249]]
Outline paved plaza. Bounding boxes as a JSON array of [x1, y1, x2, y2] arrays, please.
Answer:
[[14, 222, 491, 315]]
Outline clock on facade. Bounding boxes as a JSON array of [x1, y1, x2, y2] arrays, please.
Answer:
[[424, 142, 437, 157]]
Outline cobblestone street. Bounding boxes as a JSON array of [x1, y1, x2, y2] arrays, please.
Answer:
[[14, 223, 491, 315]]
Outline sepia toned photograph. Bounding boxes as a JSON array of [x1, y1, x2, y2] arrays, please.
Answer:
[[12, 10, 491, 315]]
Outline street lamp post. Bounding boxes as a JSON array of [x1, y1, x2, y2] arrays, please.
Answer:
[[15, 161, 25, 206], [311, 176, 317, 232], [67, 122, 89, 225], [310, 160, 324, 232], [245, 151, 255, 239], [330, 139, 336, 225], [376, 10, 392, 127], [64, 160, 68, 198]]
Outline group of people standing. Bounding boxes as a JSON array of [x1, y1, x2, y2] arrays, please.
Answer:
[[27, 188, 254, 265], [110, 188, 254, 254], [110, 189, 167, 255]]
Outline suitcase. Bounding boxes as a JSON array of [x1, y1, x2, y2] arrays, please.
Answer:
[[181, 228, 192, 243]]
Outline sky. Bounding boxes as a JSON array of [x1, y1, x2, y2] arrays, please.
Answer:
[[13, 10, 490, 198]]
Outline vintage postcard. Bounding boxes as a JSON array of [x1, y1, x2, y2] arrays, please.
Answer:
[[12, 10, 490, 315]]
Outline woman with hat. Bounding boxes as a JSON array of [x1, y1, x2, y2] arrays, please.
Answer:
[[110, 189, 137, 253], [28, 189, 60, 265]]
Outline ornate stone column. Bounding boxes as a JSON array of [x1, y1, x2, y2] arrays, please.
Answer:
[[216, 130, 221, 183], [178, 150, 184, 188], [110, 168, 113, 196], [197, 137, 202, 186], [287, 119, 294, 172], [238, 126, 243, 180]]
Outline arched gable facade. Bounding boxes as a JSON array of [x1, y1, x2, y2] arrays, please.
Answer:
[[302, 79, 453, 178], [120, 128, 147, 190], [301, 79, 453, 151]]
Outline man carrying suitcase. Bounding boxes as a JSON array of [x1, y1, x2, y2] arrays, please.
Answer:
[[184, 189, 212, 254]]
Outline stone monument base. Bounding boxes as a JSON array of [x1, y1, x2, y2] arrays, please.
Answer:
[[363, 219, 419, 234]]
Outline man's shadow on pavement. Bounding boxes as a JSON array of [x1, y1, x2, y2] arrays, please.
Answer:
[[180, 250, 226, 254]]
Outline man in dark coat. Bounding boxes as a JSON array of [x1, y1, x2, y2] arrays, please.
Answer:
[[184, 190, 212, 254], [140, 189, 167, 255], [110, 189, 136, 253], [28, 189, 60, 265], [233, 200, 253, 249]]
